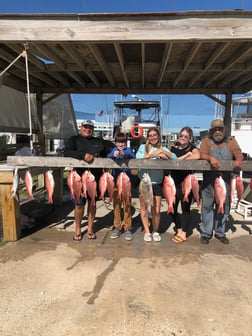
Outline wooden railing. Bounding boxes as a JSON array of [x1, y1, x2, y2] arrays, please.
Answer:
[[6, 156, 252, 172]]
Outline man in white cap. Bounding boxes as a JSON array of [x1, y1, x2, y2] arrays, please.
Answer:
[[199, 119, 243, 244], [64, 120, 107, 241]]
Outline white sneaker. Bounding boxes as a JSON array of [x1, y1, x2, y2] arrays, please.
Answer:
[[152, 232, 161, 242], [144, 233, 152, 242]]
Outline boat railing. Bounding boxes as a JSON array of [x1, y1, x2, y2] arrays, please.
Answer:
[[232, 116, 252, 130]]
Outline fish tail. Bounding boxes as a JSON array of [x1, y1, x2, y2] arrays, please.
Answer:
[[167, 205, 174, 214]]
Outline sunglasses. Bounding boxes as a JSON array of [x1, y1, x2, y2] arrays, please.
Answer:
[[179, 133, 189, 140]]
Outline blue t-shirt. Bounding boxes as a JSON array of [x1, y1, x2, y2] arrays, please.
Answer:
[[107, 146, 135, 182], [136, 144, 177, 184]]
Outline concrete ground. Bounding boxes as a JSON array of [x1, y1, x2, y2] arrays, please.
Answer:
[[0, 197, 252, 336]]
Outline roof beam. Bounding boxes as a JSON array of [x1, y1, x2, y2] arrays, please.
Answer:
[[5, 43, 59, 87], [188, 42, 230, 87], [156, 43, 173, 88], [173, 42, 201, 88], [0, 47, 45, 87], [114, 43, 129, 88], [61, 43, 100, 88], [87, 43, 115, 87], [32, 44, 86, 87], [204, 43, 252, 87], [219, 58, 252, 86]]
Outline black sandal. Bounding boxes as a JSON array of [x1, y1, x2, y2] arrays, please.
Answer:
[[73, 233, 82, 241], [87, 232, 96, 240]]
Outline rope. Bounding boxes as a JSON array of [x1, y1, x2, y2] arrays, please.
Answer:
[[0, 50, 26, 78], [24, 44, 34, 154]]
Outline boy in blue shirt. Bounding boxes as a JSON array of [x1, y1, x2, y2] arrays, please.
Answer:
[[107, 132, 135, 240]]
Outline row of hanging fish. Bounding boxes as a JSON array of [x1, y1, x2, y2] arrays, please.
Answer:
[[162, 173, 201, 214], [9, 168, 55, 204], [67, 169, 132, 206], [10, 167, 252, 212]]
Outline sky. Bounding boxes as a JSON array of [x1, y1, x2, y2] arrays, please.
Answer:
[[1, 0, 251, 133]]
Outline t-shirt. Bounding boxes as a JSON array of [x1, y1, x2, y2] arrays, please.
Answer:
[[136, 144, 177, 185], [171, 143, 197, 185]]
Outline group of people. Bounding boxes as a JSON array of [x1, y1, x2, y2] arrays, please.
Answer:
[[64, 118, 243, 245]]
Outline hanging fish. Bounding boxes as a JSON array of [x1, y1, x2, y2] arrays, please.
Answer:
[[139, 173, 153, 217], [45, 170, 55, 204], [163, 174, 176, 214], [214, 176, 226, 214], [182, 174, 192, 203], [116, 171, 131, 205], [67, 169, 75, 200], [86, 171, 97, 206], [72, 171, 82, 204], [191, 174, 200, 206], [25, 170, 34, 200], [9, 167, 19, 201]]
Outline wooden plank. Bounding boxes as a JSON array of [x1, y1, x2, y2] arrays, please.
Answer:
[[6, 156, 252, 172], [0, 175, 21, 241], [0, 170, 13, 183], [1, 14, 252, 41]]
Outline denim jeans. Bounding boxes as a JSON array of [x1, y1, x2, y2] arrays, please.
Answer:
[[199, 182, 230, 238]]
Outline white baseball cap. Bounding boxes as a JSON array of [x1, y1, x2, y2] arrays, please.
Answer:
[[81, 120, 94, 128]]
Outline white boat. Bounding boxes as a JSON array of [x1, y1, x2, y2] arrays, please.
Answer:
[[231, 93, 252, 158]]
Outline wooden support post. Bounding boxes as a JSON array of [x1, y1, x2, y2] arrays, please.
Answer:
[[224, 91, 232, 137], [0, 170, 21, 241]]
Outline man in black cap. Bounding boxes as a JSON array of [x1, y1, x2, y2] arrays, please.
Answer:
[[199, 119, 243, 245], [64, 120, 109, 241]]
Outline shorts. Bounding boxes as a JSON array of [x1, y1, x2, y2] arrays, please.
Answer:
[[152, 184, 163, 197]]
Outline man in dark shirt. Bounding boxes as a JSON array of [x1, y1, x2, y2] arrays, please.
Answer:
[[64, 119, 108, 241]]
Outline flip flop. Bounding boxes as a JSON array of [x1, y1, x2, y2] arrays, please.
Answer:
[[171, 235, 186, 244], [73, 233, 82, 241], [87, 232, 97, 240]]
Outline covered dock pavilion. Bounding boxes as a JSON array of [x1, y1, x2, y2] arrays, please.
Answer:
[[0, 10, 252, 240]]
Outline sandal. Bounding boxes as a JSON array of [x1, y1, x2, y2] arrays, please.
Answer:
[[171, 235, 186, 244], [87, 232, 97, 240], [73, 233, 82, 241]]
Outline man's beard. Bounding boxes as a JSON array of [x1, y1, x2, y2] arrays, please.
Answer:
[[212, 132, 225, 143]]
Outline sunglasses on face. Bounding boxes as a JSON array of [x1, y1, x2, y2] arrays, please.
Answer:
[[179, 133, 189, 140]]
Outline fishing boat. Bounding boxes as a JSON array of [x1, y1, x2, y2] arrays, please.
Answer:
[[112, 96, 161, 152]]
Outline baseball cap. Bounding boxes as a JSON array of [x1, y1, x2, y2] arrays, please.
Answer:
[[81, 120, 94, 128], [210, 119, 225, 129]]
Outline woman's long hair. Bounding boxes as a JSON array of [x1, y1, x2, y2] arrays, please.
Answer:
[[145, 127, 162, 153]]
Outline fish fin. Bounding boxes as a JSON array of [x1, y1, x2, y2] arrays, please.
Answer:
[[167, 205, 174, 214]]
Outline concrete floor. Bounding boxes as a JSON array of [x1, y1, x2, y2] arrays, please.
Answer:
[[0, 198, 252, 336]]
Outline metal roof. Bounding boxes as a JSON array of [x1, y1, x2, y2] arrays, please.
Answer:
[[1, 11, 252, 96]]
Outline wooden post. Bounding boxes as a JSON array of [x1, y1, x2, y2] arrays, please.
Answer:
[[224, 91, 232, 137], [0, 170, 21, 241]]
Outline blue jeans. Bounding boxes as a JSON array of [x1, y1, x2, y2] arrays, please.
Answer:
[[199, 182, 230, 238]]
